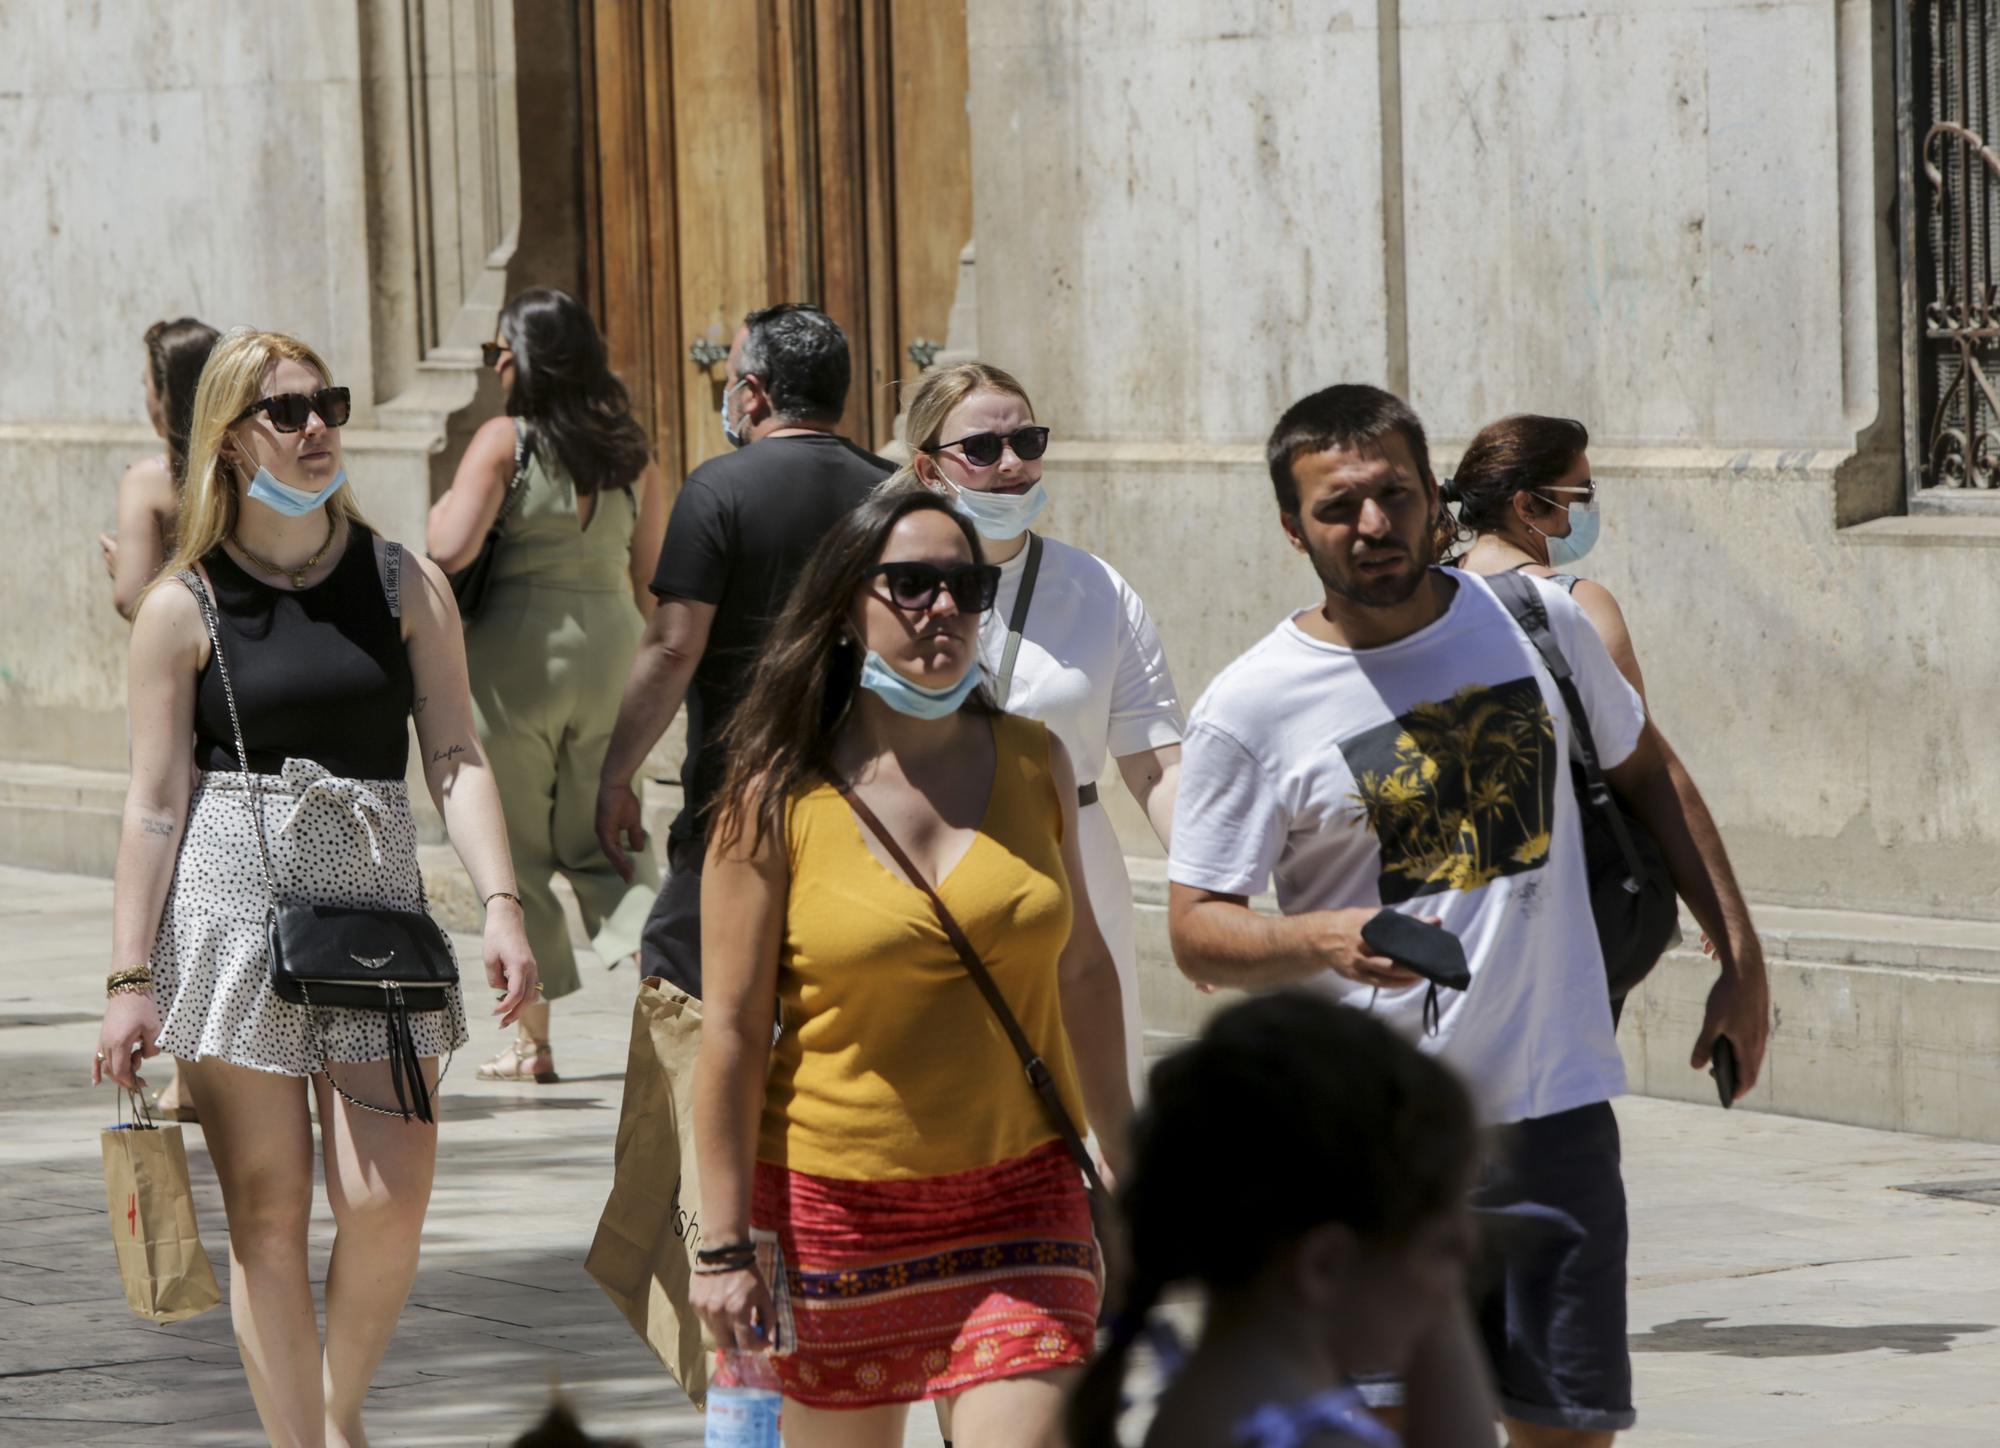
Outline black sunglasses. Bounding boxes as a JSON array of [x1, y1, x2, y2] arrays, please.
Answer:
[[481, 341, 510, 367], [233, 387, 352, 433], [927, 426, 1050, 468], [865, 561, 1002, 614]]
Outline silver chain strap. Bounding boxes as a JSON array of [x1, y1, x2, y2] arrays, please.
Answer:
[[178, 560, 454, 1119]]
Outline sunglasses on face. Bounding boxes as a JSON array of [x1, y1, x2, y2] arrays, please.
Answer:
[[481, 341, 510, 368], [1534, 480, 1596, 507], [864, 561, 1002, 614], [232, 387, 352, 433], [927, 426, 1050, 468]]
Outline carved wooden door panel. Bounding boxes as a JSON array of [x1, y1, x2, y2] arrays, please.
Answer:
[[581, 0, 970, 481]]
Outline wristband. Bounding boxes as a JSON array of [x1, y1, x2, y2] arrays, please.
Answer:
[[483, 891, 522, 910], [694, 1240, 757, 1268]]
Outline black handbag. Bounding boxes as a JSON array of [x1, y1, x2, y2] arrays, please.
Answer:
[[443, 418, 531, 621], [1485, 572, 1680, 1023], [179, 560, 458, 1122]]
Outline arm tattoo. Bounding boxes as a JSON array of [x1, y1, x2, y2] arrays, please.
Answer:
[[139, 816, 176, 838], [430, 743, 468, 767], [413, 695, 428, 715]]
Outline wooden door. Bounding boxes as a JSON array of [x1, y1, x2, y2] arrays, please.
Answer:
[[580, 0, 971, 482]]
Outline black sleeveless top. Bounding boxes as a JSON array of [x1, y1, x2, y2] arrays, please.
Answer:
[[195, 525, 415, 779]]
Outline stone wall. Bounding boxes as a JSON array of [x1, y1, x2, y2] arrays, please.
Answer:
[[966, 1, 2000, 1138]]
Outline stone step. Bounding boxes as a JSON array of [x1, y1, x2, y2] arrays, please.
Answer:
[[0, 761, 126, 876]]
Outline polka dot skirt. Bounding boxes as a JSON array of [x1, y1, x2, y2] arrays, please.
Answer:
[[150, 763, 469, 1076]]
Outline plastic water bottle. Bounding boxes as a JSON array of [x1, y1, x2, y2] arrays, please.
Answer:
[[705, 1350, 781, 1447]]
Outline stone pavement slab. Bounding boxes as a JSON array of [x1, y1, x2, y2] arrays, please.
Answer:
[[4, 865, 2000, 1446]]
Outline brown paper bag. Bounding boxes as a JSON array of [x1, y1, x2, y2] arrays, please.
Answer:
[[585, 978, 712, 1406], [100, 1103, 222, 1324]]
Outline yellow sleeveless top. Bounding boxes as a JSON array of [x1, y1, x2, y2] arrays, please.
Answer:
[[757, 713, 1084, 1181]]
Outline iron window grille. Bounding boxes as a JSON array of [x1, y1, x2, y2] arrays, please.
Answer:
[[1901, 0, 2000, 505]]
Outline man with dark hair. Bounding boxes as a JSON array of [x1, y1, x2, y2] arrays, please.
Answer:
[[1168, 384, 1769, 1446], [596, 303, 890, 993]]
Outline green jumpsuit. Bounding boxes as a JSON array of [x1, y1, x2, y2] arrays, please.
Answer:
[[462, 433, 659, 1000]]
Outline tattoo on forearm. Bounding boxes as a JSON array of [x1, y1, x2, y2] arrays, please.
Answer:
[[413, 695, 428, 715], [139, 816, 176, 838], [431, 744, 468, 767]]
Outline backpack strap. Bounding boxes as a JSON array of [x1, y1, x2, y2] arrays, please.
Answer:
[[1483, 572, 1646, 896]]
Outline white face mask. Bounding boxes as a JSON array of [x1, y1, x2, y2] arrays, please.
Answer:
[[942, 478, 1049, 541], [720, 379, 748, 448]]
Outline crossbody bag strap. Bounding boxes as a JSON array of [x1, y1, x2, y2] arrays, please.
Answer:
[[177, 567, 280, 896], [831, 775, 1107, 1197], [500, 419, 532, 523], [992, 531, 1044, 710], [1484, 572, 1647, 895]]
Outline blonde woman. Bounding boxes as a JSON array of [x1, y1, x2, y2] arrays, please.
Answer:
[[902, 363, 1184, 1094], [91, 328, 537, 1448]]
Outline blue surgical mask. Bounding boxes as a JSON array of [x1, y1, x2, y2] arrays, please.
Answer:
[[247, 466, 348, 517], [720, 380, 748, 449], [945, 478, 1048, 541], [1533, 495, 1600, 567], [857, 649, 981, 719]]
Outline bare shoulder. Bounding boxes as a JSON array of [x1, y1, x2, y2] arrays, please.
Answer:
[[471, 413, 519, 455], [130, 573, 207, 662], [118, 455, 176, 508], [1569, 576, 1630, 626]]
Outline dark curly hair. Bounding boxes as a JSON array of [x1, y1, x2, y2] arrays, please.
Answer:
[[1068, 991, 1477, 1448]]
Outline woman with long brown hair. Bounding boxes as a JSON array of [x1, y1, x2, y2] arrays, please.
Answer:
[[92, 328, 537, 1447], [101, 317, 221, 620], [690, 485, 1131, 1446], [428, 287, 667, 1082]]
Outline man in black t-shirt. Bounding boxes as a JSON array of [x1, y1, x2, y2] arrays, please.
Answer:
[[596, 303, 890, 994]]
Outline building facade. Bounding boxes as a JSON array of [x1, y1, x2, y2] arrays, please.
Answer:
[[7, 1, 1997, 1138]]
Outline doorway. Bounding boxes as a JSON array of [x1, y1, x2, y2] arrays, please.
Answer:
[[578, 0, 973, 492]]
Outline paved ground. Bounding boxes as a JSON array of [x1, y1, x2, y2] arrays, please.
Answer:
[[5, 865, 2000, 1446]]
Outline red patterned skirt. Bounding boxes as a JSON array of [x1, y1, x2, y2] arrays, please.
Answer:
[[749, 1141, 1099, 1407]]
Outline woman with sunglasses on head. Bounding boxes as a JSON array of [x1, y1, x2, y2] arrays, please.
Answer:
[[427, 289, 667, 1084], [690, 484, 1132, 1446], [1448, 413, 1756, 1008], [902, 363, 1183, 1096], [101, 317, 221, 620], [92, 328, 538, 1448]]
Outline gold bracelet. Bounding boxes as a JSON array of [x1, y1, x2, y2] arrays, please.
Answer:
[[483, 890, 523, 910], [107, 980, 156, 999], [107, 968, 154, 991]]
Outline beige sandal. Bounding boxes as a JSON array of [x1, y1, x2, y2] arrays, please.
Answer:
[[476, 1039, 559, 1084]]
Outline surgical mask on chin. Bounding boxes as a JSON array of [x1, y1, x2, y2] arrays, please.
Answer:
[[1533, 496, 1600, 567], [247, 466, 348, 517], [857, 649, 981, 720], [945, 478, 1048, 541], [720, 381, 748, 449]]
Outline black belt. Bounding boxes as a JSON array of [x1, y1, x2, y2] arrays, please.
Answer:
[[1077, 782, 1099, 807]]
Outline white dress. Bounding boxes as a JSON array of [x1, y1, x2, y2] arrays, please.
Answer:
[[977, 535, 1184, 1093]]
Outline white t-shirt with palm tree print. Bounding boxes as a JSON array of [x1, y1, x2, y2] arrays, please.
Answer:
[[1169, 569, 1646, 1125]]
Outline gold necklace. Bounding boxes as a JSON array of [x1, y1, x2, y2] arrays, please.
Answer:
[[233, 512, 338, 589]]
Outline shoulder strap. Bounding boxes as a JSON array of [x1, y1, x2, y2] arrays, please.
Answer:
[[383, 541, 403, 620], [1482, 572, 1646, 894], [830, 774, 1106, 1196], [993, 531, 1044, 710]]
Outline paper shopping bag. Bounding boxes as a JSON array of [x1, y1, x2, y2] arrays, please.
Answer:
[[100, 1100, 221, 1324], [585, 978, 712, 1407]]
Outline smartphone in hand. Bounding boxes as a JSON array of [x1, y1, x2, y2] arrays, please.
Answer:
[[1710, 1035, 1739, 1108]]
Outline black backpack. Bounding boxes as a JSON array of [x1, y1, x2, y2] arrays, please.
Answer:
[[1485, 572, 1679, 1023]]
